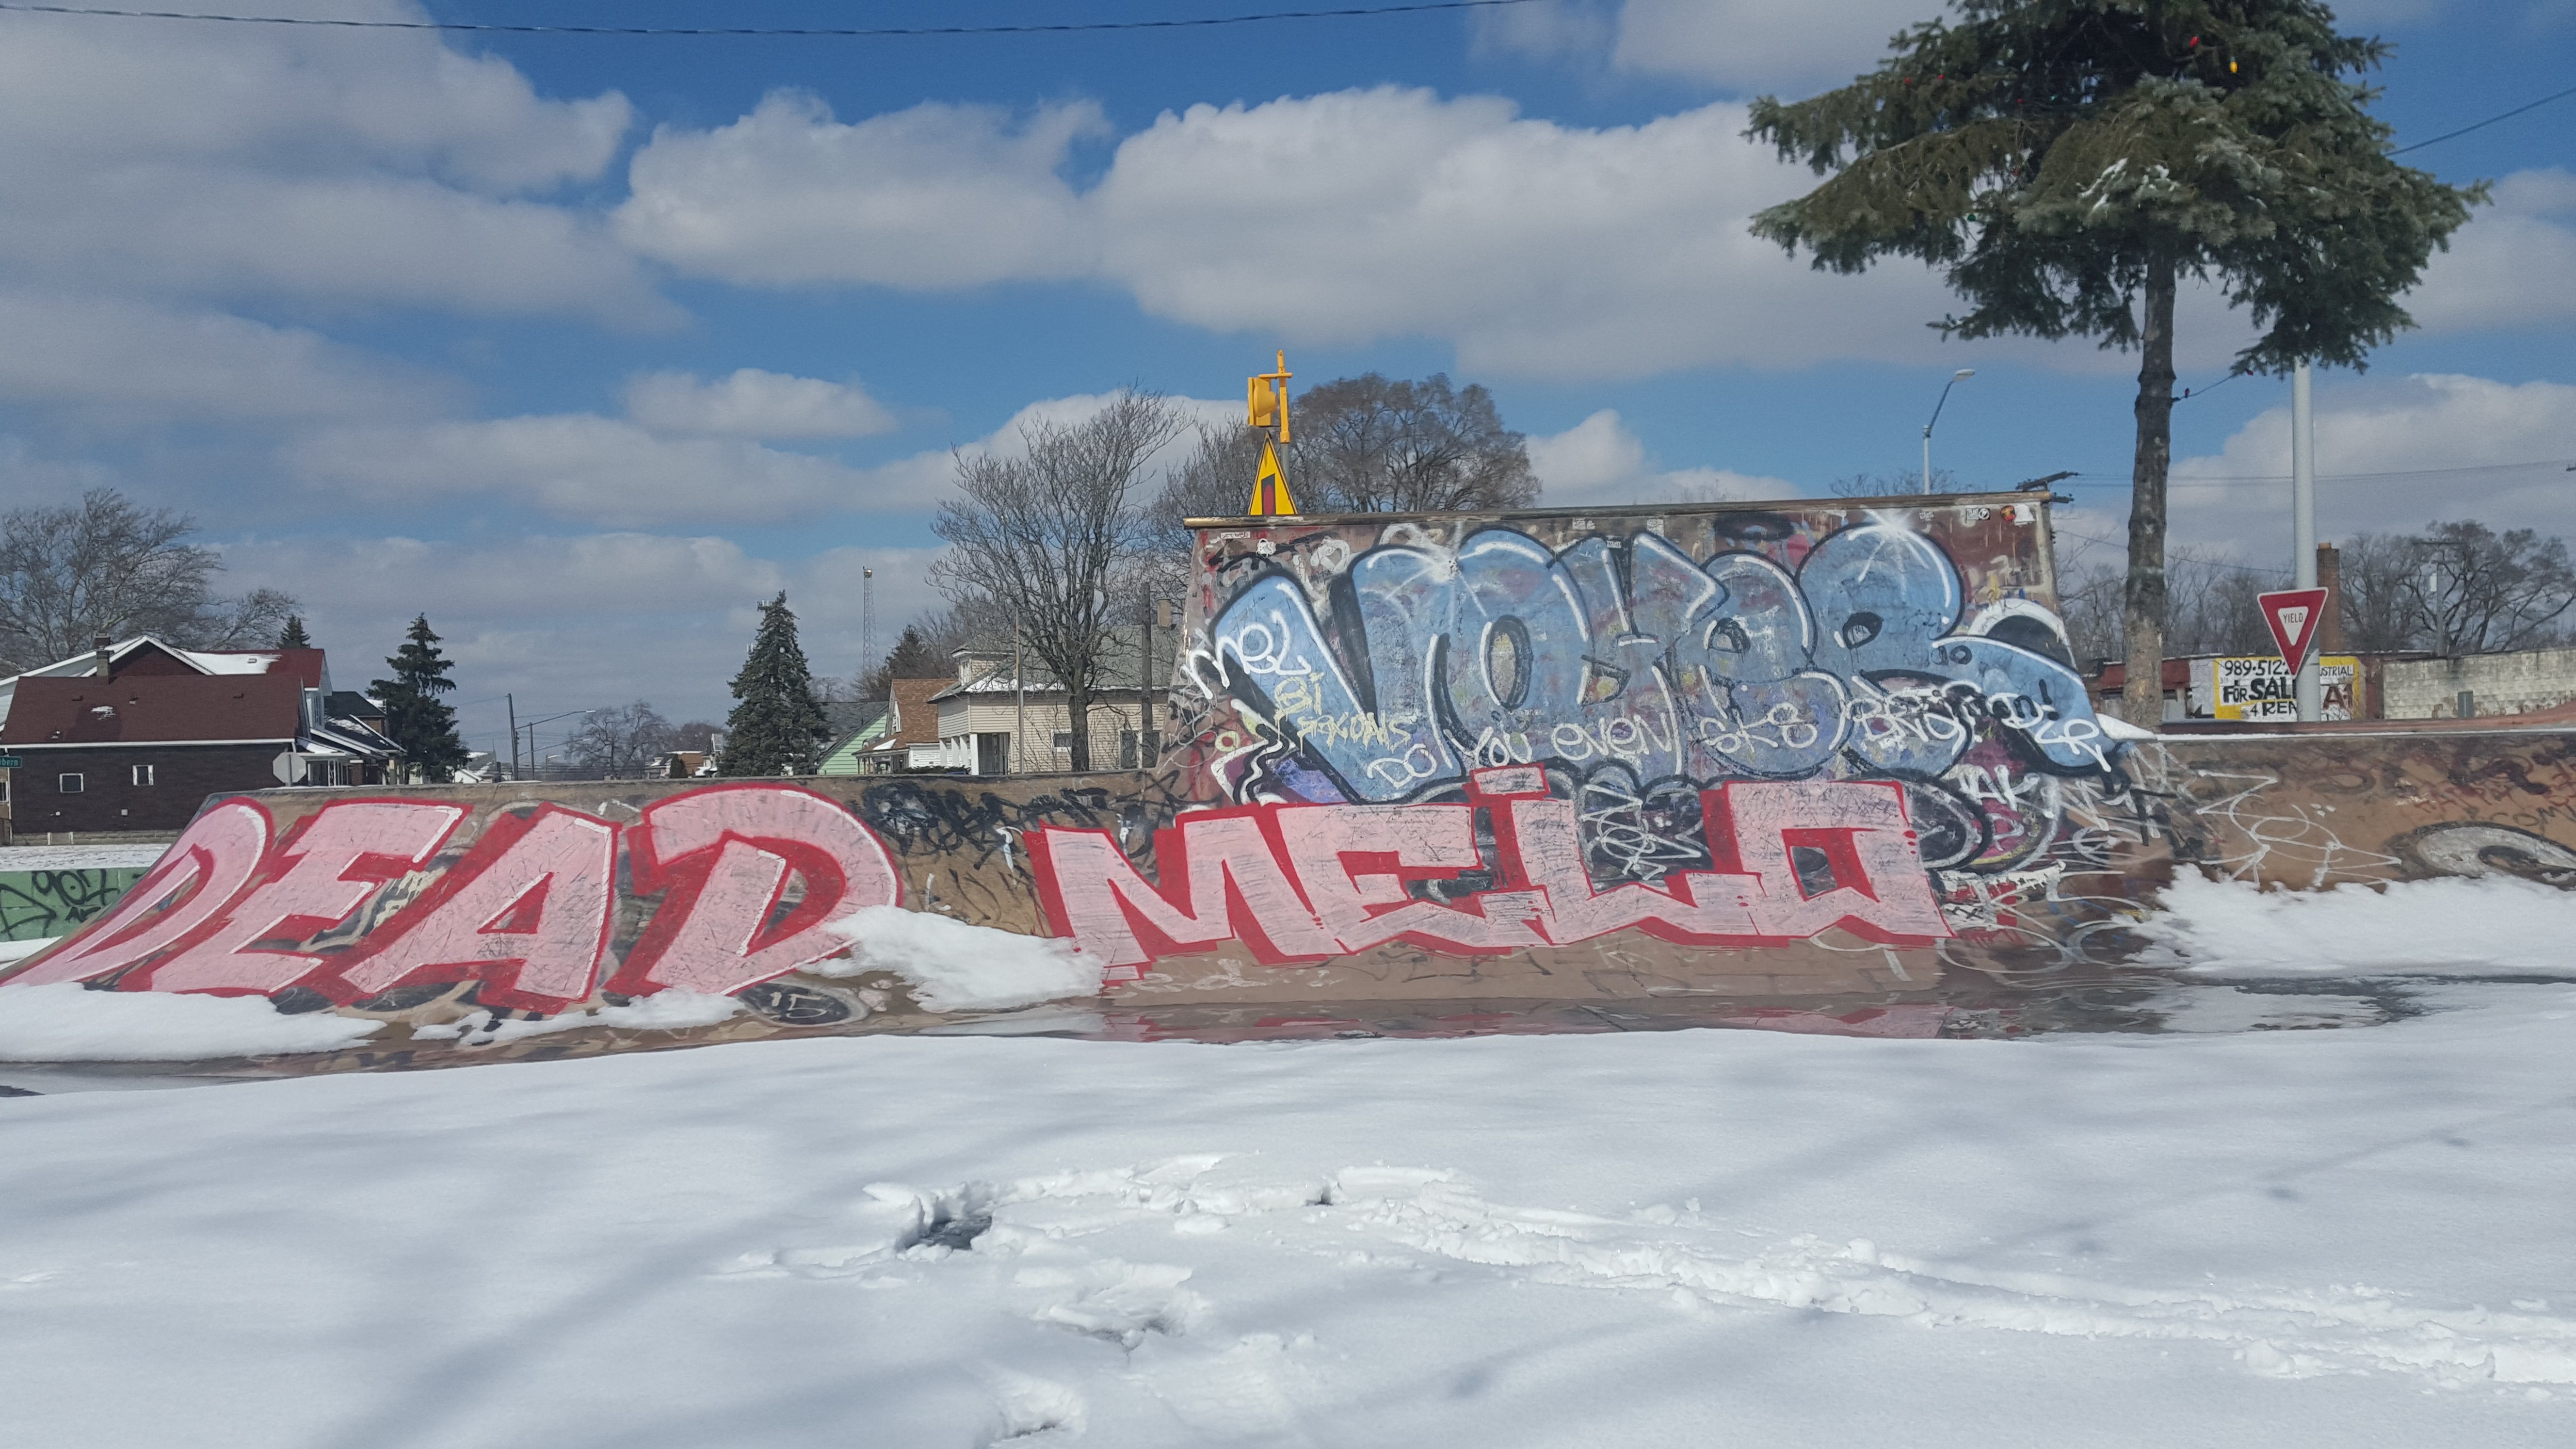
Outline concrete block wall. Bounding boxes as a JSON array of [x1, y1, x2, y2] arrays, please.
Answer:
[[2383, 646, 2576, 719]]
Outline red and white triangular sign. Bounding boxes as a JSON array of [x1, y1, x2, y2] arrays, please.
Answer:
[[2256, 587, 2331, 673]]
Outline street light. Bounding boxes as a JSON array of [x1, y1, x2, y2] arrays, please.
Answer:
[[1921, 368, 1976, 496]]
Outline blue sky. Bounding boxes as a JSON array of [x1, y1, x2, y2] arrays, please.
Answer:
[[0, 0, 2569, 757]]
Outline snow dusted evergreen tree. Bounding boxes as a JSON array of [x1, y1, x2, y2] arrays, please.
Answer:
[[370, 613, 468, 782], [719, 592, 831, 775]]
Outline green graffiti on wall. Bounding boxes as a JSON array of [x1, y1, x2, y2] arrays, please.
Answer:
[[0, 869, 147, 942]]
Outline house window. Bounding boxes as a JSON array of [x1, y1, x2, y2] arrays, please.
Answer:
[[1051, 731, 1073, 750], [131, 764, 156, 787], [58, 773, 85, 793]]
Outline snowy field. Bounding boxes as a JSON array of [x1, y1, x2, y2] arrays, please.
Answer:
[[4, 988, 2575, 1444], [4, 875, 2575, 1446]]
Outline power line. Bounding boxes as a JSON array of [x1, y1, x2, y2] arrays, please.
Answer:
[[2055, 458, 2572, 489], [2390, 81, 2576, 156], [2053, 528, 2287, 577], [0, 0, 1545, 37]]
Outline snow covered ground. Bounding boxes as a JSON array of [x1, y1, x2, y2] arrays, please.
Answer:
[[0, 842, 173, 871], [6, 977, 2576, 1446]]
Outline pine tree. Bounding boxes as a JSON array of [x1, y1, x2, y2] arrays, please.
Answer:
[[1745, 0, 2480, 724], [370, 614, 468, 783], [276, 615, 313, 649], [860, 624, 945, 697], [720, 593, 831, 776]]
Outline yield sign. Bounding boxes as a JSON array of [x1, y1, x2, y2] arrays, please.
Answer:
[[2257, 587, 2331, 673]]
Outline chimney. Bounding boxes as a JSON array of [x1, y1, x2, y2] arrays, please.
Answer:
[[2316, 545, 2345, 654], [92, 634, 112, 677]]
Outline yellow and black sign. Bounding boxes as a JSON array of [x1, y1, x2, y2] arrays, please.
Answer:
[[1249, 439, 1297, 517]]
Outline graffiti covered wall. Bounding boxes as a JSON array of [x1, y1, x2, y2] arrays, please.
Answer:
[[1083, 495, 2155, 985], [0, 868, 148, 942], [6, 494, 2575, 1065]]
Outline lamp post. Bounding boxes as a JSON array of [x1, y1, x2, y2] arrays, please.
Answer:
[[2291, 360, 2319, 721], [1921, 368, 1976, 495]]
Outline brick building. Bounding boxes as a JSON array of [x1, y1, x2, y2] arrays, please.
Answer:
[[0, 637, 401, 836]]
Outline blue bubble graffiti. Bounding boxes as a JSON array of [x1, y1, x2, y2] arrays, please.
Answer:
[[1197, 520, 2116, 811]]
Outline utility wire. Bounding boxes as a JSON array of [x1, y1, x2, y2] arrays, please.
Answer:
[[2390, 81, 2576, 156], [0, 0, 1544, 36], [2054, 459, 2573, 489], [2054, 528, 2288, 577]]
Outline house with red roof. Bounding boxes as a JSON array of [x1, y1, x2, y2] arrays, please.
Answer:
[[0, 636, 401, 836]]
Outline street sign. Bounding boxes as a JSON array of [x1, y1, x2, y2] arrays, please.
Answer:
[[1247, 439, 1298, 517], [0, 755, 20, 768], [2256, 587, 2331, 675]]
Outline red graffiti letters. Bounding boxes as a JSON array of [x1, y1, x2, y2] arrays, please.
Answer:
[[611, 785, 904, 998], [3, 786, 905, 1008], [3, 799, 274, 988], [1031, 780, 1948, 973], [1026, 809, 1340, 977], [324, 804, 618, 1012], [141, 800, 468, 995]]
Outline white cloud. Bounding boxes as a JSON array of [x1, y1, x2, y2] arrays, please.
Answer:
[[0, 4, 657, 321], [2087, 373, 2576, 563], [1526, 409, 1797, 506], [2406, 169, 2576, 335], [616, 94, 1103, 288], [220, 531, 949, 729], [2179, 372, 2576, 482], [624, 85, 1970, 380], [282, 389, 1238, 528], [284, 414, 911, 528], [625, 369, 899, 440], [1098, 88, 1968, 378], [0, 290, 451, 423]]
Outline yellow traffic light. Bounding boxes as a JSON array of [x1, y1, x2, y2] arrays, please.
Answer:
[[1247, 350, 1291, 442]]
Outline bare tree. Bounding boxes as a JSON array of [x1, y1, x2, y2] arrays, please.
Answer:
[[0, 488, 298, 672], [1151, 425, 1268, 536], [931, 391, 1187, 772], [916, 596, 1015, 661], [2335, 531, 2424, 654], [1295, 373, 1537, 513], [1829, 468, 1954, 498], [666, 720, 722, 755], [564, 700, 676, 778], [2059, 547, 2285, 669], [2057, 560, 2125, 670], [2401, 520, 2576, 657]]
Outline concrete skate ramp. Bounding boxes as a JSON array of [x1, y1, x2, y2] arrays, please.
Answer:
[[5, 493, 2573, 1068]]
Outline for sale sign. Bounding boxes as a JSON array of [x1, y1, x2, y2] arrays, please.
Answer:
[[2201, 655, 2360, 721]]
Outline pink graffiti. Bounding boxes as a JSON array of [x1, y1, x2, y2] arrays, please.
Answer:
[[136, 800, 468, 995], [1027, 809, 1340, 980], [322, 804, 619, 1012], [1274, 804, 1547, 955], [610, 785, 904, 998], [7, 786, 908, 1011], [0, 799, 273, 989], [1031, 780, 1949, 972]]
